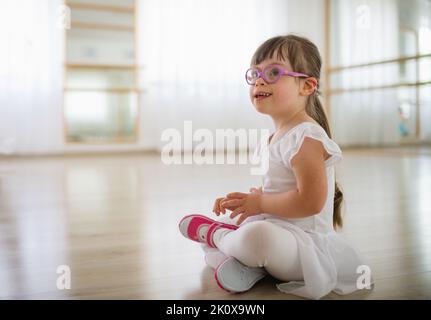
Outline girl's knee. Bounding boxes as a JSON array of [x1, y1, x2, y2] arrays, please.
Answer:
[[238, 221, 299, 268], [238, 221, 276, 252]]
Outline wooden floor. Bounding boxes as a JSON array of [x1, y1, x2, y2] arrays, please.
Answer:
[[0, 147, 430, 299]]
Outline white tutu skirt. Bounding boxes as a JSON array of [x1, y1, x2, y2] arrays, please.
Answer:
[[203, 214, 371, 300]]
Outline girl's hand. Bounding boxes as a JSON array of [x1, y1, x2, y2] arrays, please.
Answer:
[[222, 192, 263, 225], [249, 187, 263, 194], [213, 197, 225, 216], [215, 187, 263, 217], [213, 197, 241, 216]]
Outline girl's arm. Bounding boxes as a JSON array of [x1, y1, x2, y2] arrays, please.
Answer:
[[260, 137, 328, 218], [223, 137, 328, 224]]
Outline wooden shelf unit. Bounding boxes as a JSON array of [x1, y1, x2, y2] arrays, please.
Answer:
[[63, 0, 140, 144]]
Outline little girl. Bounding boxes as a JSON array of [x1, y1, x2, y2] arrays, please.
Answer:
[[179, 34, 368, 299]]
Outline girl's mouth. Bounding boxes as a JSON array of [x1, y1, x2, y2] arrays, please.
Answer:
[[254, 92, 272, 101]]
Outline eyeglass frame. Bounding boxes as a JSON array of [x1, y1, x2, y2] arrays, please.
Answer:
[[245, 64, 310, 85]]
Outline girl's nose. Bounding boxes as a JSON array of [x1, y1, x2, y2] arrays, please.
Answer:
[[254, 77, 266, 86]]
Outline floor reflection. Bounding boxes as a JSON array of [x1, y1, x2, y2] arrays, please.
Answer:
[[0, 147, 430, 299]]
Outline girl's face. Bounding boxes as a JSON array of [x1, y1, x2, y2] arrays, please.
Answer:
[[248, 57, 305, 117]]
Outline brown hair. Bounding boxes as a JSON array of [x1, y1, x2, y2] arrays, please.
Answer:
[[251, 34, 344, 229]]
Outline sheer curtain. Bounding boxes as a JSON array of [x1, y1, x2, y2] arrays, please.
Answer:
[[136, 0, 320, 151], [329, 0, 400, 146], [0, 0, 64, 155], [0, 0, 324, 154]]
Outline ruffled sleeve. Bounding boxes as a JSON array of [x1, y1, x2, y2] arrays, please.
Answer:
[[280, 123, 342, 168], [253, 133, 271, 158], [253, 139, 262, 158]]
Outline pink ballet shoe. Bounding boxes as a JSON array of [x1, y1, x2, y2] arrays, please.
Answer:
[[179, 214, 238, 246]]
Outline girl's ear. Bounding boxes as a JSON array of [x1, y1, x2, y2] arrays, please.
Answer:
[[300, 77, 318, 96]]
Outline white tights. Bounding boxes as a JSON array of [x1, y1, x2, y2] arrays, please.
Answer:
[[203, 220, 303, 281]]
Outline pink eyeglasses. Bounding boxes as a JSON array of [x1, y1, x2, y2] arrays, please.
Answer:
[[245, 64, 309, 85]]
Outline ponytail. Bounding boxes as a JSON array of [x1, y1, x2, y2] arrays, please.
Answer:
[[306, 94, 344, 229]]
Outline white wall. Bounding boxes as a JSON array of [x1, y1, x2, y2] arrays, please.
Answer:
[[0, 0, 325, 155], [136, 0, 326, 153]]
